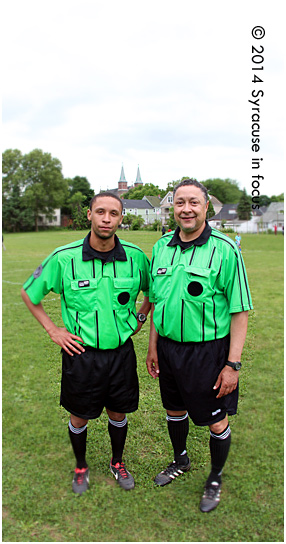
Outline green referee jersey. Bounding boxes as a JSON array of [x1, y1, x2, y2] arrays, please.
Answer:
[[23, 233, 150, 349], [149, 223, 253, 343]]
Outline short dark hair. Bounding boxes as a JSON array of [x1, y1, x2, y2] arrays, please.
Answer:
[[89, 192, 123, 212], [173, 178, 209, 203]]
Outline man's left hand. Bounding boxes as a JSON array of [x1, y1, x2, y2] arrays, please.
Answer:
[[213, 366, 239, 398]]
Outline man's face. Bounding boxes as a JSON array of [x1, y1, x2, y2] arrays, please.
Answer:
[[87, 196, 123, 240], [173, 185, 209, 237]]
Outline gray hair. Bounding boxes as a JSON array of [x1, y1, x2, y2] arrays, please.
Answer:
[[173, 178, 209, 204]]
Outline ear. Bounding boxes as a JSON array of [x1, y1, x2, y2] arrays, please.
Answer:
[[87, 208, 92, 221], [119, 214, 123, 225], [206, 201, 209, 211]]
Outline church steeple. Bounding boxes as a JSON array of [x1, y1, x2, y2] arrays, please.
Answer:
[[118, 164, 128, 194], [119, 165, 127, 183], [134, 165, 143, 187]]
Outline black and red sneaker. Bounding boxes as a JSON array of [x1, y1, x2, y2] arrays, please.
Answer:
[[72, 467, 89, 495], [110, 461, 135, 490]]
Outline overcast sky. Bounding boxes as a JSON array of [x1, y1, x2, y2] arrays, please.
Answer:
[[2, 0, 285, 197]]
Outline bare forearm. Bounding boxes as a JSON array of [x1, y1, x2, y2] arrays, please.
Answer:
[[146, 304, 159, 378], [21, 287, 84, 355], [21, 288, 57, 335], [148, 304, 158, 351], [228, 311, 248, 362], [137, 296, 151, 317]]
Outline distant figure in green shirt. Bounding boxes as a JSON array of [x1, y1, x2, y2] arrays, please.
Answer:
[[22, 192, 150, 495], [146, 179, 252, 512]]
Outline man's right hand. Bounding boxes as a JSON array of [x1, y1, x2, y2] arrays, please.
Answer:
[[146, 348, 160, 379], [48, 326, 85, 356]]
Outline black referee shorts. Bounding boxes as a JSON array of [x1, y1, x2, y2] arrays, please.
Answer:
[[157, 335, 238, 426], [60, 338, 139, 419]]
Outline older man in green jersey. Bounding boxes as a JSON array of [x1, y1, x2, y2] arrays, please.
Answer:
[[146, 179, 252, 512], [22, 192, 150, 495]]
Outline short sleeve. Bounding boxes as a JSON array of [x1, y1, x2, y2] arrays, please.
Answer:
[[23, 251, 63, 304]]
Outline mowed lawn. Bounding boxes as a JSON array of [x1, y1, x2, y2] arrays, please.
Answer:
[[2, 230, 284, 542]]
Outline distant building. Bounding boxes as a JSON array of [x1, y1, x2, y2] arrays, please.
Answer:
[[160, 191, 173, 225], [121, 199, 154, 224], [107, 165, 143, 197], [259, 202, 284, 232], [209, 202, 284, 233], [37, 209, 61, 227], [121, 196, 161, 225], [209, 195, 223, 216]]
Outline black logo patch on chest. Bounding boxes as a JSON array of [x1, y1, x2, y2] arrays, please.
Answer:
[[118, 292, 130, 305], [187, 281, 203, 296], [78, 280, 90, 288], [157, 268, 167, 275]]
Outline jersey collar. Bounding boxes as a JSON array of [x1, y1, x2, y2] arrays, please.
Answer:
[[167, 221, 212, 249], [82, 232, 127, 262]]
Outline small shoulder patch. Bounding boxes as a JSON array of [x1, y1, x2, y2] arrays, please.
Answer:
[[33, 265, 43, 279]]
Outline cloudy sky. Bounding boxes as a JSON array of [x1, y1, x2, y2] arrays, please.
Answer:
[[2, 0, 285, 197]]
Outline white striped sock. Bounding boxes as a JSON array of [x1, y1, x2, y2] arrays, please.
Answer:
[[166, 412, 188, 423], [68, 420, 87, 434], [210, 425, 231, 441], [108, 416, 128, 428]]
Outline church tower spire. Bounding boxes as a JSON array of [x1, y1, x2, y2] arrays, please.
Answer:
[[119, 165, 127, 183], [118, 164, 128, 195], [134, 165, 143, 187]]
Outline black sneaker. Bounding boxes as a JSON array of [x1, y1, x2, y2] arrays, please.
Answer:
[[200, 481, 221, 512], [72, 467, 89, 495], [154, 459, 191, 486], [110, 461, 135, 490]]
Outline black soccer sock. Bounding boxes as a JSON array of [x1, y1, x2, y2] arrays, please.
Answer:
[[207, 424, 231, 485], [68, 420, 88, 469], [108, 416, 128, 465], [166, 412, 189, 465]]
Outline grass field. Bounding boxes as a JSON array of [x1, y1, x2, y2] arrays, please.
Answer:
[[2, 230, 284, 542]]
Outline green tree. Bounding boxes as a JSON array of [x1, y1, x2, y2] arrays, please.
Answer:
[[122, 183, 162, 199], [202, 178, 243, 204], [258, 194, 272, 207], [69, 176, 94, 206], [237, 189, 252, 220], [21, 149, 68, 231], [160, 177, 190, 200], [207, 199, 215, 219], [270, 193, 284, 202], [167, 207, 176, 230], [122, 213, 136, 228], [151, 219, 162, 231], [2, 149, 34, 232], [68, 192, 90, 230], [131, 216, 145, 230]]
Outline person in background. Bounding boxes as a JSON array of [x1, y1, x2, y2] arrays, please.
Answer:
[[235, 232, 241, 251]]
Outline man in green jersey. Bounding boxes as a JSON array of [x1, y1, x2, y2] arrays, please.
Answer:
[[22, 192, 150, 495], [146, 179, 252, 512]]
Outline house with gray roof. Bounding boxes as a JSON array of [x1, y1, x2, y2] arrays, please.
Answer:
[[209, 201, 283, 233], [121, 199, 159, 225], [259, 202, 284, 232]]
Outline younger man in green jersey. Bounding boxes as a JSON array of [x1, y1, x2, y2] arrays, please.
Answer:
[[146, 179, 252, 512], [22, 192, 150, 495]]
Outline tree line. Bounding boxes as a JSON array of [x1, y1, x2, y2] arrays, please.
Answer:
[[2, 148, 283, 232]]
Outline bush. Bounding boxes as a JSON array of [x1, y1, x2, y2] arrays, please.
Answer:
[[220, 227, 234, 233], [131, 217, 145, 230]]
